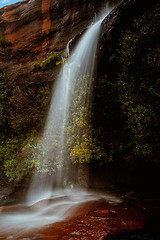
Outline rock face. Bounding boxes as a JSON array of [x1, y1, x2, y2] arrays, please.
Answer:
[[98, 0, 159, 75], [0, 0, 116, 55], [0, 0, 159, 190], [0, 0, 120, 91], [0, 0, 158, 93]]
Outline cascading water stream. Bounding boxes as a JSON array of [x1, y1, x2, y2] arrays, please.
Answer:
[[0, 5, 122, 233], [27, 6, 112, 205]]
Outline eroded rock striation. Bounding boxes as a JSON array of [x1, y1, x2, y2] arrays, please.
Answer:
[[0, 0, 119, 89], [0, 0, 114, 54], [1, 0, 159, 86]]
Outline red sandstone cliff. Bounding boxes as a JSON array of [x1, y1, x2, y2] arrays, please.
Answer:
[[0, 0, 160, 199], [0, 0, 112, 56], [0, 0, 116, 90]]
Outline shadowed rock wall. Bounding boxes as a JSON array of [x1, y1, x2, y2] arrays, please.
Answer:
[[98, 0, 160, 75]]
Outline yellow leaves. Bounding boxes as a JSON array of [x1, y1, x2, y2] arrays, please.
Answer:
[[70, 133, 108, 164], [146, 45, 160, 69], [75, 117, 86, 128], [70, 135, 94, 163], [70, 141, 92, 164], [31, 51, 63, 72]]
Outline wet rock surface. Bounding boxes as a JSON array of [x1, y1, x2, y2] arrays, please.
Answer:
[[0, 196, 160, 240]]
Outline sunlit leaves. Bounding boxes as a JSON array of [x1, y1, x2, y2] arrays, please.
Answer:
[[31, 52, 64, 72], [66, 75, 109, 164]]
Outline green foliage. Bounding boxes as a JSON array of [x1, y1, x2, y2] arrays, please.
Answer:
[[1, 4, 160, 183], [0, 67, 50, 182], [2, 136, 25, 182], [31, 52, 65, 72], [117, 4, 160, 159], [66, 75, 108, 164]]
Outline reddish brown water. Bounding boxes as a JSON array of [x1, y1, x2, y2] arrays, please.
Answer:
[[0, 196, 156, 240]]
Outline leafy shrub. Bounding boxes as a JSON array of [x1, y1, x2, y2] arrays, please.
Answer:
[[0, 68, 51, 182], [117, 4, 160, 159], [31, 52, 64, 72], [66, 75, 108, 164]]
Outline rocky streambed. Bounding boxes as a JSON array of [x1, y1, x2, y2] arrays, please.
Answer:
[[0, 190, 160, 240]]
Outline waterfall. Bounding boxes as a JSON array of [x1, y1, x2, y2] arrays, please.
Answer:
[[0, 5, 122, 233], [27, 6, 112, 205]]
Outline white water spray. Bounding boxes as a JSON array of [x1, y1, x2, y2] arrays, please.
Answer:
[[27, 6, 112, 205], [0, 6, 122, 233]]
